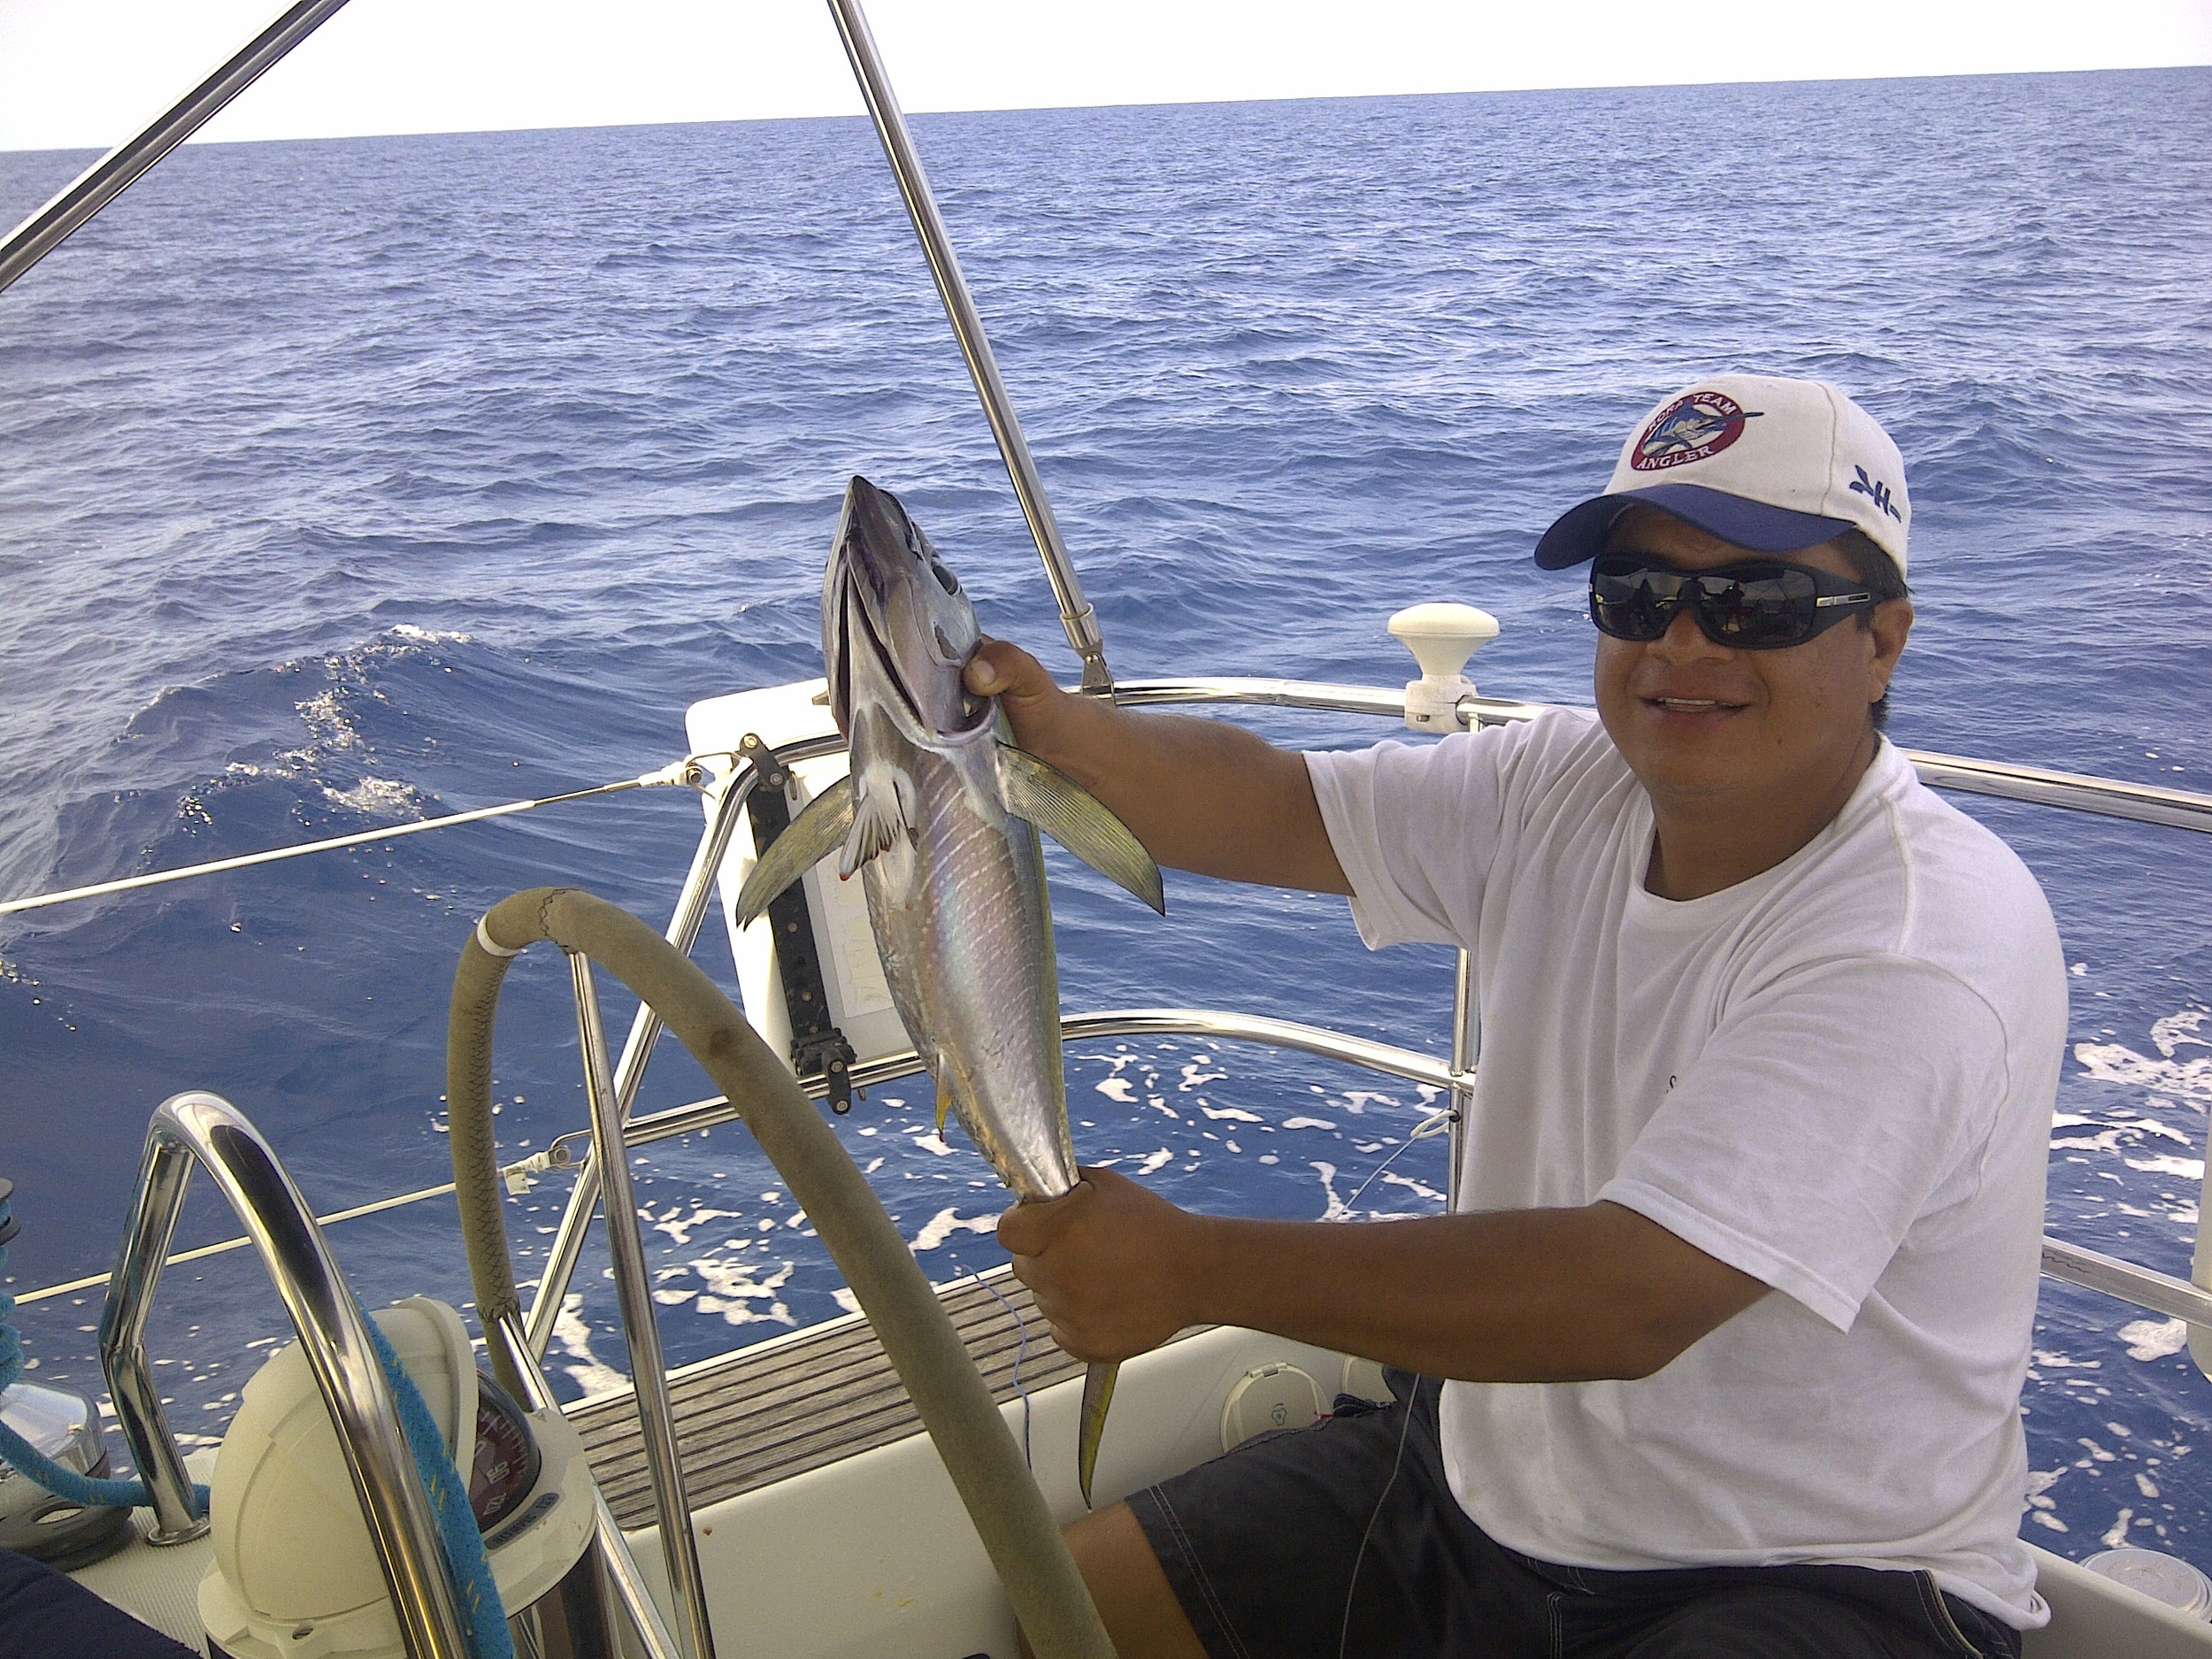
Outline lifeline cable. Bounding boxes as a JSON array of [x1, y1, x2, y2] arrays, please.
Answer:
[[0, 759, 703, 918]]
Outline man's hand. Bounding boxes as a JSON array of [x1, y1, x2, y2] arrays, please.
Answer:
[[999, 1167, 1208, 1363], [1002, 1174, 1769, 1382], [963, 635, 1350, 894], [965, 637, 1078, 763]]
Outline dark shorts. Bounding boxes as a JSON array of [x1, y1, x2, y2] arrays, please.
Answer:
[[0, 1547, 198, 1659], [1125, 1371, 2024, 1659]]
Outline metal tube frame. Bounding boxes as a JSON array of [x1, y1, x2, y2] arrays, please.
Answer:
[[97, 1092, 474, 1658], [540, 1005, 2212, 1340], [1448, 949, 1476, 1215], [491, 1311, 687, 1659], [826, 0, 1113, 694], [2042, 1239, 2212, 1327], [525, 765, 758, 1358], [549, 1008, 1465, 1168], [1109, 676, 2212, 833], [0, 0, 354, 296], [567, 957, 718, 1659]]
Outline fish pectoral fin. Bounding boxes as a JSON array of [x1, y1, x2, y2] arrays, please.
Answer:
[[839, 763, 918, 879], [734, 775, 856, 928], [997, 745, 1167, 916], [935, 1073, 955, 1135]]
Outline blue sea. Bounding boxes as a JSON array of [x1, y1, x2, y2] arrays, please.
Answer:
[[3, 67, 2209, 1565]]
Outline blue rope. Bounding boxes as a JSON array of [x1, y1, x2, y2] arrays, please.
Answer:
[[0, 1195, 210, 1514], [353, 1297, 513, 1659]]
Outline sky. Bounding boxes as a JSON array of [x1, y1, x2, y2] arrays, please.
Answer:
[[2, 0, 2210, 153]]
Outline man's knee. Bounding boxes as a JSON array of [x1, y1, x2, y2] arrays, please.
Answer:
[[1018, 1501, 1208, 1659]]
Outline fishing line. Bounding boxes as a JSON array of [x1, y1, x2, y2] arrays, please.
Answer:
[[1327, 1110, 1452, 1656], [1339, 1105, 1457, 1216], [954, 1259, 1033, 1470], [1337, 1372, 1426, 1659]]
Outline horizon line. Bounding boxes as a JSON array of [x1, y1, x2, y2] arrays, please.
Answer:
[[3, 58, 2204, 159]]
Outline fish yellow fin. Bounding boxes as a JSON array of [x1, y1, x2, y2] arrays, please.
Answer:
[[1079, 1360, 1118, 1509], [735, 775, 855, 929], [936, 1074, 954, 1135], [997, 746, 1165, 915]]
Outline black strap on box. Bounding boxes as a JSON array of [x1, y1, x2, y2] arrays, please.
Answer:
[[738, 733, 859, 1114]]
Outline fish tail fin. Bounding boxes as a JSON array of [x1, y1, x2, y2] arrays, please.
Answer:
[[1079, 1360, 1118, 1509]]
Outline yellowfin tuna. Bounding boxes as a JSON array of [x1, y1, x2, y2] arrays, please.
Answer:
[[740, 475, 1163, 1505]]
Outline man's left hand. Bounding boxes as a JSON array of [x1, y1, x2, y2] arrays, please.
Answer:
[[999, 1166, 1206, 1363]]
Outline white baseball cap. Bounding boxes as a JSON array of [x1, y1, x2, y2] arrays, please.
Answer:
[[1532, 373, 1911, 580]]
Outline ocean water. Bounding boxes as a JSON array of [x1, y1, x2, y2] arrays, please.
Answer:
[[3, 67, 2209, 1564]]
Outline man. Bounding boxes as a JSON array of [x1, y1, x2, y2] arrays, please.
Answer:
[[975, 374, 2066, 1658]]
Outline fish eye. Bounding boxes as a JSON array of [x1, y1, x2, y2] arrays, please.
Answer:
[[930, 560, 959, 595]]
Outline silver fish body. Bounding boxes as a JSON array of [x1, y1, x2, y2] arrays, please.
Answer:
[[743, 476, 1160, 1505], [824, 475, 1079, 1200], [848, 698, 1077, 1200]]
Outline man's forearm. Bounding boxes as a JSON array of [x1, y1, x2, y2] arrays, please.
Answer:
[[1003, 1171, 1769, 1384], [1182, 1204, 1759, 1381], [972, 641, 1349, 892], [1041, 699, 1344, 889]]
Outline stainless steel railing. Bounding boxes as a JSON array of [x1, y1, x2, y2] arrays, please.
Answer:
[[99, 1090, 685, 1659], [0, 1, 353, 296], [1117, 676, 2212, 834], [543, 1009, 1465, 1164], [828, 0, 1113, 693], [99, 1092, 475, 1658], [526, 1009, 2212, 1349], [567, 955, 718, 1659], [520, 765, 760, 1361]]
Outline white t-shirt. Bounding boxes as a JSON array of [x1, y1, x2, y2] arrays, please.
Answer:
[[1305, 708, 2066, 1628]]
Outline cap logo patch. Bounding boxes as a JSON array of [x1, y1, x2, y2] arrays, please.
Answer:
[[1630, 390, 1763, 472], [1848, 464, 1903, 521]]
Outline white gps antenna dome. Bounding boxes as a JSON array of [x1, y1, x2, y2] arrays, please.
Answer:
[[1388, 603, 1499, 733], [197, 1296, 595, 1659]]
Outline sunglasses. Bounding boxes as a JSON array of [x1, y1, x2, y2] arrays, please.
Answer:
[[1589, 553, 1877, 650]]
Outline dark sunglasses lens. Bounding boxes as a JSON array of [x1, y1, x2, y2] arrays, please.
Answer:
[[1695, 568, 1817, 646], [1589, 564, 1679, 641], [1589, 560, 1822, 648]]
